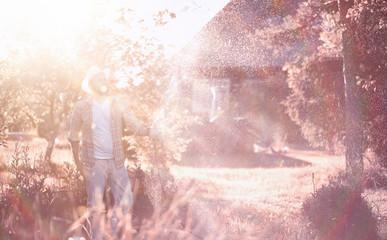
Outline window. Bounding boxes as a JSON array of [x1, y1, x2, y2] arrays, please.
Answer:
[[192, 79, 230, 121]]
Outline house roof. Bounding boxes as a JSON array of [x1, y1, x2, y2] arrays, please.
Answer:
[[174, 0, 306, 68]]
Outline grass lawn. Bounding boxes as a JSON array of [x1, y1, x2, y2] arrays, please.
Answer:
[[169, 149, 386, 239], [1, 140, 386, 239]]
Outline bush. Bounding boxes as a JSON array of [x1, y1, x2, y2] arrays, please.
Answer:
[[0, 144, 53, 239], [347, 1, 387, 168], [0, 126, 7, 148], [0, 142, 185, 239], [283, 57, 346, 153], [0, 143, 88, 239], [363, 159, 387, 190], [302, 179, 380, 240]]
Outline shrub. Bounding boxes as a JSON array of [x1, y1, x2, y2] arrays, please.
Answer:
[[0, 126, 7, 148], [347, 1, 387, 168], [0, 142, 185, 239], [259, 1, 347, 153], [302, 179, 380, 240], [0, 144, 54, 239], [0, 143, 89, 239], [362, 158, 387, 190], [283, 57, 346, 153], [261, 0, 387, 165]]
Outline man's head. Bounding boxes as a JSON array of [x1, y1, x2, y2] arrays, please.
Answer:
[[82, 66, 109, 95]]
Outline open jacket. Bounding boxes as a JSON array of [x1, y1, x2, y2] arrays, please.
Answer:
[[68, 96, 148, 168]]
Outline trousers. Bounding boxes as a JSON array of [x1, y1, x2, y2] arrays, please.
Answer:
[[83, 159, 133, 240]]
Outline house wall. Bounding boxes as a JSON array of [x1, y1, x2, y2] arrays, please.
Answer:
[[174, 64, 310, 157], [176, 66, 288, 118]]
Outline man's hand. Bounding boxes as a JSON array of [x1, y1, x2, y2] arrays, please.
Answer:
[[69, 140, 83, 174], [74, 159, 84, 174]]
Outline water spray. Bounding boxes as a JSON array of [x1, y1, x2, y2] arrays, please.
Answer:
[[150, 108, 167, 201], [210, 86, 218, 123]]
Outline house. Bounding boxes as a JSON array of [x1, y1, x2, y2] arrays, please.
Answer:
[[171, 0, 307, 154]]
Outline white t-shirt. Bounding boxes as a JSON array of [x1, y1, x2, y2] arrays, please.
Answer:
[[92, 99, 114, 159]]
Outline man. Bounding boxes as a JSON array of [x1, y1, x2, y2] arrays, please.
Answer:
[[68, 66, 160, 239]]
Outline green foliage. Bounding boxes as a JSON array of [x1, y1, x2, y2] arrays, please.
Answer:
[[0, 1, 191, 164], [302, 178, 380, 240], [284, 56, 345, 152], [258, 0, 386, 163], [0, 142, 186, 239], [0, 59, 36, 132], [257, 1, 346, 152], [0, 143, 89, 239], [0, 125, 7, 147], [1, 4, 192, 237], [347, 0, 387, 167], [0, 144, 52, 239], [363, 158, 387, 190]]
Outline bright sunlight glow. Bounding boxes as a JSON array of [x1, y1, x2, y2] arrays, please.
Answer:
[[0, 0, 91, 47], [0, 0, 230, 59]]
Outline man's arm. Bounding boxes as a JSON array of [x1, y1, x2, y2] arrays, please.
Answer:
[[68, 102, 84, 173], [69, 140, 83, 173], [118, 98, 150, 136], [117, 98, 162, 139]]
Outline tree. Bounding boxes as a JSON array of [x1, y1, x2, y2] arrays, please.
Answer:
[[256, 0, 386, 174], [0, 58, 37, 132], [0, 1, 193, 168], [256, 0, 346, 153], [338, 0, 363, 181], [0, 1, 88, 161], [73, 6, 194, 166], [345, 0, 387, 169]]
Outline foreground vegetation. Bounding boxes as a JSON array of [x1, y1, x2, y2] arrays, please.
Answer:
[[1, 140, 385, 239]]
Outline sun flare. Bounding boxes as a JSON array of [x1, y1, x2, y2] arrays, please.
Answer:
[[0, 0, 93, 55], [0, 0, 230, 60]]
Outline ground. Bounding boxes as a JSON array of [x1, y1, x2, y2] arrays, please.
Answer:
[[134, 149, 387, 239], [1, 141, 386, 239]]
